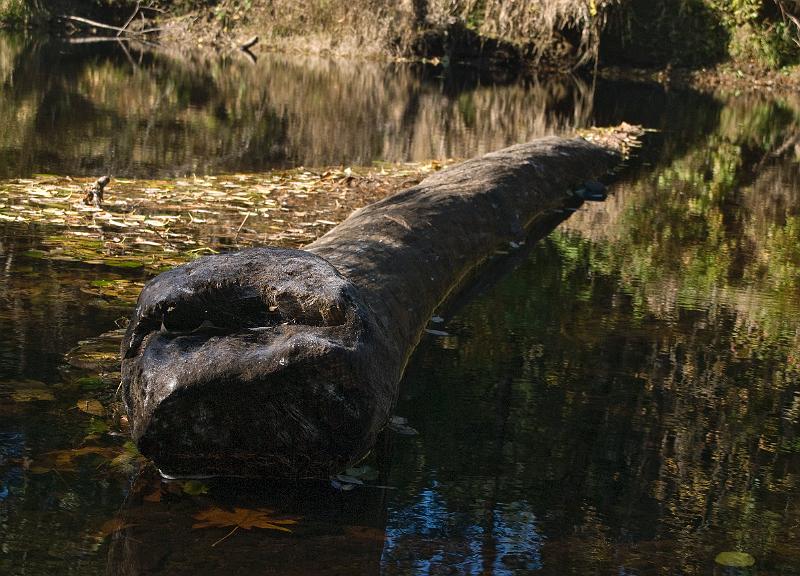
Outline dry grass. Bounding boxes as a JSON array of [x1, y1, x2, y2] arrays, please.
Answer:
[[159, 0, 619, 66]]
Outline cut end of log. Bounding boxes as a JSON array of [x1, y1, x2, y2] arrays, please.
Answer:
[[120, 247, 393, 478]]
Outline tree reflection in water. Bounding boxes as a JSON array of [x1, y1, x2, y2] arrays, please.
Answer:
[[1, 32, 800, 576]]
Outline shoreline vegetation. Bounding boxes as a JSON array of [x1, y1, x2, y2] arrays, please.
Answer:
[[1, 1, 799, 91]]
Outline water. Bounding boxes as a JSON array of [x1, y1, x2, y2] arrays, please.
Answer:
[[1, 33, 800, 575]]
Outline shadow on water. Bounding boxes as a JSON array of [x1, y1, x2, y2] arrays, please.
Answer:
[[1, 30, 800, 576]]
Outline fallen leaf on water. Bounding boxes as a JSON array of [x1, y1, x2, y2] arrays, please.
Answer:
[[345, 465, 379, 481], [192, 506, 299, 545], [715, 551, 756, 567], [424, 329, 450, 337], [76, 399, 106, 416], [32, 445, 121, 473], [182, 480, 209, 496], [388, 415, 419, 436], [11, 388, 55, 402]]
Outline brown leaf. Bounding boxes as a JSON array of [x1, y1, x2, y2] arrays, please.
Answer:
[[192, 506, 299, 533], [76, 399, 106, 416]]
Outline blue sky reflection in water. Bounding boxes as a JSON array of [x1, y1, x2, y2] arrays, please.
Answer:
[[0, 31, 800, 576]]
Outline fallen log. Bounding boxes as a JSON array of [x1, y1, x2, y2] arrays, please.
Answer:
[[121, 132, 636, 478]]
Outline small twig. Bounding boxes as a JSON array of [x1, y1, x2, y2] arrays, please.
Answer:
[[240, 35, 259, 50], [62, 15, 131, 34], [234, 212, 250, 242], [62, 13, 160, 36], [211, 525, 239, 547], [117, 1, 140, 36], [116, 38, 138, 69], [68, 36, 132, 44]]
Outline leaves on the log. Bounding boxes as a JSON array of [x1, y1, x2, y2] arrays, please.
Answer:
[[578, 122, 646, 158]]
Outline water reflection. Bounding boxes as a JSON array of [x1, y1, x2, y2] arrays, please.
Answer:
[[380, 90, 800, 574], [1, 39, 800, 576], [0, 33, 593, 179]]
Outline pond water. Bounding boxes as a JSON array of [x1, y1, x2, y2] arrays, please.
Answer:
[[1, 33, 800, 575]]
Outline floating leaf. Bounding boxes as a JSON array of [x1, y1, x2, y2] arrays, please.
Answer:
[[11, 388, 55, 402], [388, 416, 419, 436], [103, 260, 144, 269], [715, 551, 756, 567], [182, 480, 210, 496], [331, 474, 364, 486], [33, 446, 121, 473], [424, 329, 449, 337], [192, 507, 299, 545], [331, 479, 357, 491], [75, 376, 107, 390], [23, 249, 46, 259], [76, 399, 106, 416], [86, 419, 109, 435], [345, 465, 379, 481]]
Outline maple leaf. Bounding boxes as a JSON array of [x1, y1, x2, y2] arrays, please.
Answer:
[[192, 507, 299, 546]]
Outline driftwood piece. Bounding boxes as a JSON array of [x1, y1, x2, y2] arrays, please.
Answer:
[[83, 175, 111, 207], [121, 136, 624, 478]]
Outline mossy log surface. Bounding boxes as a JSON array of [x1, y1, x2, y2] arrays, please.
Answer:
[[121, 136, 622, 478]]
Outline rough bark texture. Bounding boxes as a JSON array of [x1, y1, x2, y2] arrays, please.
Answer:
[[121, 136, 621, 478]]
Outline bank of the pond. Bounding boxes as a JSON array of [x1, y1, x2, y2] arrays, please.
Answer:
[[3, 1, 799, 90]]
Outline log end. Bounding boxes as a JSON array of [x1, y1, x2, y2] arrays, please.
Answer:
[[120, 247, 393, 478]]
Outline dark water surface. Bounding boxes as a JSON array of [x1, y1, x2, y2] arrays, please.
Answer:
[[1, 33, 800, 575]]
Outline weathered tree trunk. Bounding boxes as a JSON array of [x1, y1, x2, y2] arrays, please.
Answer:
[[121, 136, 621, 478]]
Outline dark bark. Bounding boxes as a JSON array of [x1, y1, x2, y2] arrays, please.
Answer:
[[120, 136, 621, 478]]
